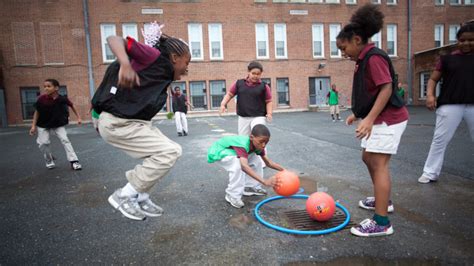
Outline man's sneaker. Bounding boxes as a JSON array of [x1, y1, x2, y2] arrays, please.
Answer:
[[418, 175, 437, 184], [138, 198, 164, 217], [350, 218, 394, 237], [183, 131, 188, 136], [108, 189, 146, 221], [178, 132, 183, 136], [71, 161, 82, 171], [243, 187, 267, 196], [359, 197, 394, 213], [225, 194, 244, 208]]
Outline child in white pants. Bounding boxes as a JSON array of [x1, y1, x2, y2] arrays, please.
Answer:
[[207, 125, 284, 208]]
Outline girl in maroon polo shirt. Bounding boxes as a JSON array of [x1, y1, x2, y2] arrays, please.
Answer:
[[336, 4, 409, 237]]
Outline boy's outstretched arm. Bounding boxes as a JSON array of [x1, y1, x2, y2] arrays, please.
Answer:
[[239, 157, 277, 187], [261, 155, 284, 172], [107, 36, 140, 89]]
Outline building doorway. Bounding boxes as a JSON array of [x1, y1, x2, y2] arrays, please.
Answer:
[[309, 77, 331, 106]]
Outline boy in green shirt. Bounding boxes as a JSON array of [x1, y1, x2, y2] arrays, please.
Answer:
[[208, 124, 284, 208], [327, 84, 342, 122]]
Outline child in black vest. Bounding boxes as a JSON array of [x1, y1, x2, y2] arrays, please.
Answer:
[[419, 21, 474, 184], [219, 61, 273, 196], [92, 22, 190, 221], [336, 4, 409, 237], [29, 79, 82, 170], [171, 86, 193, 136]]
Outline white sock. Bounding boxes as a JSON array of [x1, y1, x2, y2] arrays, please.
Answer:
[[137, 192, 149, 202], [120, 183, 138, 197]]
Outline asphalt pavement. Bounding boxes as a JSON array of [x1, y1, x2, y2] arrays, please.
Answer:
[[0, 106, 473, 265]]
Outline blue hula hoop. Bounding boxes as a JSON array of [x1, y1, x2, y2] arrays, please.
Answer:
[[254, 194, 351, 235]]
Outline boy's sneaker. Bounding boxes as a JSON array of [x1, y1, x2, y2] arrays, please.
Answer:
[[359, 197, 394, 213], [418, 175, 437, 184], [44, 154, 55, 169], [138, 198, 164, 217], [183, 131, 188, 136], [71, 161, 82, 171], [350, 218, 394, 237], [332, 119, 336, 123], [178, 132, 183, 136], [243, 187, 267, 196], [108, 189, 146, 221], [225, 194, 244, 208]]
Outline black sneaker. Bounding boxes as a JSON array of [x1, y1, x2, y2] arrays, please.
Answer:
[[183, 131, 188, 136], [178, 132, 183, 136]]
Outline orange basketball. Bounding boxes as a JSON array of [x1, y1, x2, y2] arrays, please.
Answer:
[[306, 192, 336, 222], [273, 170, 300, 197]]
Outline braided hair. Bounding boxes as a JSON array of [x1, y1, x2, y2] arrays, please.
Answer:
[[337, 4, 384, 44], [154, 34, 190, 59]]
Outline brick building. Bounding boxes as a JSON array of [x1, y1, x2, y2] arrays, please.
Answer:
[[0, 0, 472, 126]]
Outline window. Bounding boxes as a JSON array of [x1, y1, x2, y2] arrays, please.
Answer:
[[188, 23, 203, 60], [210, 80, 226, 109], [276, 78, 289, 106], [387, 24, 397, 56], [312, 24, 324, 58], [58, 86, 68, 96], [371, 31, 382, 49], [434, 24, 444, 47], [122, 23, 138, 40], [387, 0, 397, 4], [449, 25, 460, 44], [329, 24, 341, 57], [255, 24, 269, 59], [449, 0, 461, 4], [190, 81, 207, 109], [274, 24, 288, 59], [435, 0, 444, 5], [20, 87, 40, 120], [308, 0, 323, 2], [419, 72, 441, 99], [273, 0, 288, 2], [345, 0, 357, 4], [326, 0, 340, 3], [208, 24, 223, 60], [100, 24, 116, 63], [371, 0, 381, 3], [466, 0, 474, 4]]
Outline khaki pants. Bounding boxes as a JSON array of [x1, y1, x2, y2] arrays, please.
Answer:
[[98, 112, 182, 192], [330, 105, 340, 115], [37, 126, 79, 162]]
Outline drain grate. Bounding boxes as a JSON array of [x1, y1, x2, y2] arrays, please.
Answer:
[[284, 209, 355, 231]]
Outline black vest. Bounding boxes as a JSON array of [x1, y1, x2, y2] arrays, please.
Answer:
[[35, 95, 69, 128], [236, 79, 267, 117], [352, 47, 405, 118], [172, 94, 187, 114], [92, 54, 174, 121], [437, 54, 474, 107]]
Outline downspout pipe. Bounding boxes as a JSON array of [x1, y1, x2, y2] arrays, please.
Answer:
[[407, 0, 413, 105], [83, 0, 95, 98]]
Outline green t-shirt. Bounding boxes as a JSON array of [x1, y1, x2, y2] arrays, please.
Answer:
[[91, 109, 100, 119], [328, 90, 339, 105], [207, 135, 262, 163], [396, 87, 405, 99]]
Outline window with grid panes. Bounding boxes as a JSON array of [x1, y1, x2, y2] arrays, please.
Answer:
[[20, 87, 40, 120], [190, 81, 207, 109], [276, 78, 289, 105], [210, 80, 226, 109]]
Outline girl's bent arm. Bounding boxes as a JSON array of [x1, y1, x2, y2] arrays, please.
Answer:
[[107, 36, 140, 88]]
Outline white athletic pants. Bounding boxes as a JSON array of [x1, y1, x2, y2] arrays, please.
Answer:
[[37, 126, 78, 162], [237, 116, 266, 189], [218, 155, 263, 199], [422, 104, 474, 180], [174, 111, 188, 133]]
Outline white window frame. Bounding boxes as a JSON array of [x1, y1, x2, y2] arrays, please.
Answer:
[[122, 23, 138, 40], [100, 24, 116, 63], [312, 24, 325, 58], [371, 0, 381, 4], [419, 72, 441, 99], [274, 23, 288, 59], [308, 0, 323, 2], [325, 0, 340, 3], [255, 23, 269, 59], [371, 31, 382, 49], [188, 23, 204, 61], [387, 0, 397, 4], [435, 0, 444, 5], [465, 0, 474, 5], [329, 24, 341, 58], [449, 25, 460, 44], [208, 23, 224, 60], [345, 0, 357, 4], [387, 24, 397, 57], [448, 0, 461, 4], [434, 24, 444, 47]]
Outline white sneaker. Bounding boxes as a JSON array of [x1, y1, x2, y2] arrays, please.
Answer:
[[71, 161, 82, 170], [418, 175, 437, 184], [225, 194, 244, 208], [46, 161, 56, 169]]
